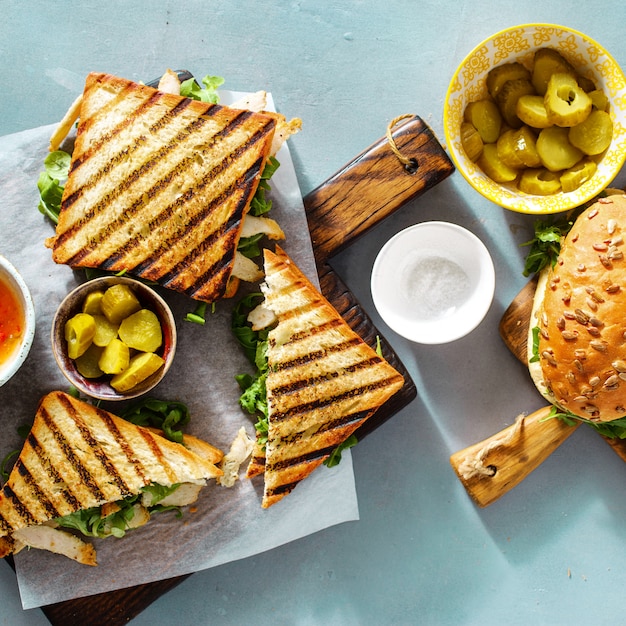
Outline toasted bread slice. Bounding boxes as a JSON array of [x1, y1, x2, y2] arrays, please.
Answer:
[[0, 391, 222, 562], [249, 247, 405, 507], [48, 72, 277, 303]]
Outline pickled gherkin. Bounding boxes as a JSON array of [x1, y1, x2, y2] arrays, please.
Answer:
[[497, 127, 541, 169], [496, 79, 535, 128], [111, 352, 165, 392], [531, 48, 577, 95], [544, 73, 592, 127], [460, 122, 483, 161], [560, 159, 597, 193], [98, 338, 130, 375], [101, 284, 141, 324], [65, 313, 96, 359], [568, 110, 613, 155], [519, 168, 561, 195], [536, 126, 583, 171], [82, 290, 104, 315], [477, 143, 518, 183], [516, 95, 552, 129], [487, 62, 531, 99], [464, 99, 502, 143], [118, 309, 163, 353], [75, 343, 104, 379], [588, 89, 609, 112], [92, 314, 120, 347]]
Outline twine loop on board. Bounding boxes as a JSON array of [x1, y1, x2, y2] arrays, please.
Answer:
[[386, 114, 419, 174], [456, 414, 526, 480]]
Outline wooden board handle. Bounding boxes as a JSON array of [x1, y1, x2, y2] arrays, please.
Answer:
[[304, 115, 454, 265], [450, 406, 580, 507]]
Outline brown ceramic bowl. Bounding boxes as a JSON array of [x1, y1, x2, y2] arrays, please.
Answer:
[[51, 276, 176, 401]]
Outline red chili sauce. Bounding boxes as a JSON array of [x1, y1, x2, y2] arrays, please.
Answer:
[[0, 277, 24, 365]]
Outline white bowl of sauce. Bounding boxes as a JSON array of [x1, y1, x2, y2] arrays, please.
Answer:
[[0, 255, 35, 385], [371, 222, 495, 344]]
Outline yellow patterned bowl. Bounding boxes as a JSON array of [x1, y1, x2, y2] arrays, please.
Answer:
[[444, 24, 626, 214]]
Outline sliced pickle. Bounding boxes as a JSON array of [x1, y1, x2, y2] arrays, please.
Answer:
[[516, 94, 552, 129], [544, 73, 592, 127], [82, 291, 104, 315], [560, 158, 597, 193], [98, 338, 130, 375], [497, 127, 541, 169], [460, 122, 483, 161], [577, 74, 597, 93], [568, 109, 613, 155], [536, 126, 584, 171], [477, 143, 518, 183], [118, 309, 163, 353], [496, 79, 535, 128], [464, 99, 502, 143], [518, 168, 562, 195], [588, 89, 609, 112], [486, 62, 531, 99], [75, 343, 104, 379], [111, 352, 165, 392], [101, 284, 141, 325], [65, 313, 96, 360], [532, 48, 577, 95], [92, 314, 120, 347]]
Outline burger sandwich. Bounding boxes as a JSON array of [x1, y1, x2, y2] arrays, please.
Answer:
[[528, 192, 626, 436]]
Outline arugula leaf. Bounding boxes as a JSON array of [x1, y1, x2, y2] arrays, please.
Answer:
[[55, 484, 182, 539], [529, 326, 541, 363], [180, 74, 224, 103], [324, 435, 358, 468], [120, 398, 191, 443], [248, 156, 280, 218], [0, 450, 18, 481], [231, 292, 266, 362], [545, 405, 626, 439], [237, 233, 265, 259], [37, 150, 71, 224], [521, 218, 571, 277]]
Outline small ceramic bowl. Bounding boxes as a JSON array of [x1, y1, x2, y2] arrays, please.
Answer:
[[51, 276, 176, 401], [443, 24, 626, 214], [0, 255, 36, 386], [371, 222, 495, 344]]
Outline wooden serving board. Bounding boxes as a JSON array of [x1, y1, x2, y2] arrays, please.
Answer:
[[450, 274, 626, 508], [32, 115, 454, 625]]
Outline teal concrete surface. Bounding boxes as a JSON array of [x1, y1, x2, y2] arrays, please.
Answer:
[[1, 1, 626, 624]]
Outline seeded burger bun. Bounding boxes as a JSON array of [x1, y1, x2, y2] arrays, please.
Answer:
[[529, 193, 626, 422]]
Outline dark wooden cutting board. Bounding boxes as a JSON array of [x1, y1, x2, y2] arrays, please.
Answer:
[[32, 115, 454, 625]]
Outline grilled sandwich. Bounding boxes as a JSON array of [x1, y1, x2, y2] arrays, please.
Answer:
[[246, 247, 405, 508], [47, 71, 300, 303], [0, 391, 223, 565]]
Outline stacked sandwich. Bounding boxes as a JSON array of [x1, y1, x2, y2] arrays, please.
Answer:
[[243, 247, 405, 507], [46, 70, 301, 303], [0, 391, 223, 565]]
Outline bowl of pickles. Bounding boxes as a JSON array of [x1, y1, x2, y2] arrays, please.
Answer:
[[443, 24, 626, 214], [51, 276, 177, 401]]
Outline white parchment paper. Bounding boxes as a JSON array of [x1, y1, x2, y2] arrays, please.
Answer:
[[0, 94, 360, 609]]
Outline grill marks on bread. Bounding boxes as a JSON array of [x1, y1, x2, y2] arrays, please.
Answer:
[[51, 72, 276, 302], [253, 247, 405, 507], [0, 391, 221, 538]]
